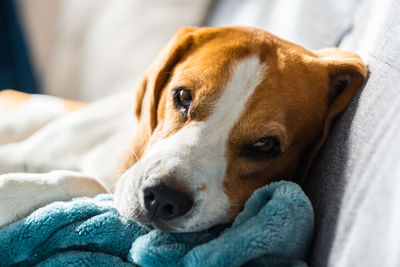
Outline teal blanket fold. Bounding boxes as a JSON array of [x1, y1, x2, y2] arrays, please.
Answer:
[[0, 181, 313, 267]]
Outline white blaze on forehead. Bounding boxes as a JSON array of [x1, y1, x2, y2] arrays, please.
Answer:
[[206, 56, 265, 136], [116, 56, 266, 231]]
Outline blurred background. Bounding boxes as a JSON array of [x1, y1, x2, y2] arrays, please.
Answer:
[[0, 0, 361, 101], [1, 0, 213, 100]]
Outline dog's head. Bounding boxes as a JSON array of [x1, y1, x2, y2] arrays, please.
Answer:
[[115, 26, 367, 232]]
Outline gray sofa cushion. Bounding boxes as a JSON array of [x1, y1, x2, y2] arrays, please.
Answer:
[[207, 0, 360, 50], [304, 0, 400, 266]]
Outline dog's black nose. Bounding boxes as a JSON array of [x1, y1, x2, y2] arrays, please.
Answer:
[[142, 182, 193, 221]]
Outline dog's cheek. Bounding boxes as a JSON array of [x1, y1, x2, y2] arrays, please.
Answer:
[[114, 167, 142, 218], [222, 162, 273, 219], [223, 180, 254, 219]]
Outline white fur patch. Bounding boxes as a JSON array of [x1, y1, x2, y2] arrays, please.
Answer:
[[115, 56, 265, 232]]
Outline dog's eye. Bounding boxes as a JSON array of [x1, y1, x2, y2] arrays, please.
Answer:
[[173, 87, 192, 110], [253, 137, 277, 152], [241, 137, 281, 160]]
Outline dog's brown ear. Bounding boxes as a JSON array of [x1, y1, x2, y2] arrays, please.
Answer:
[[298, 48, 368, 183], [120, 27, 199, 169]]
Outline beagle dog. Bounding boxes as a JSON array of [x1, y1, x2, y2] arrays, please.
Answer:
[[0, 26, 367, 232]]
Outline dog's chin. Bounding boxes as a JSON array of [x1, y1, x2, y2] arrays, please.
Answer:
[[141, 220, 178, 232], [133, 216, 202, 233], [129, 212, 222, 233], [142, 220, 231, 233]]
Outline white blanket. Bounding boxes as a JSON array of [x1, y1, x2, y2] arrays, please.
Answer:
[[0, 90, 133, 190]]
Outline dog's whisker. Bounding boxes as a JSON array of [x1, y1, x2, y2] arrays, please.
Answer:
[[125, 148, 139, 162], [101, 169, 129, 181]]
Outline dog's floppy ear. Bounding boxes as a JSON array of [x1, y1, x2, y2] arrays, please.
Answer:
[[121, 27, 199, 168], [298, 48, 368, 183]]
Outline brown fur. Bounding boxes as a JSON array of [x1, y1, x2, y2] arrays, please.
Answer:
[[119, 26, 367, 218]]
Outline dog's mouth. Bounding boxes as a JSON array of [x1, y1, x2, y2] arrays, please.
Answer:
[[135, 200, 200, 233], [142, 221, 175, 232], [142, 220, 231, 234]]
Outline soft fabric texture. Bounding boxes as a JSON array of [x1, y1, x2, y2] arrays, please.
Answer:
[[0, 90, 134, 189], [0, 181, 313, 267]]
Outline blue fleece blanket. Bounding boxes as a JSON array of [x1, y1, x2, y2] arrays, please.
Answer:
[[0, 181, 313, 267]]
